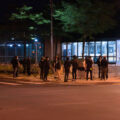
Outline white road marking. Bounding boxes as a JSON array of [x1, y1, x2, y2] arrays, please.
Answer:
[[0, 82, 22, 86], [17, 81, 43, 85]]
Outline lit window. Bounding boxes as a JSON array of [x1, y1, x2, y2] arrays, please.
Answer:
[[78, 42, 83, 57], [62, 43, 67, 56], [96, 42, 101, 56], [108, 41, 116, 56], [102, 41, 107, 56], [72, 42, 77, 56], [84, 42, 88, 56], [67, 43, 72, 57], [89, 42, 95, 56]]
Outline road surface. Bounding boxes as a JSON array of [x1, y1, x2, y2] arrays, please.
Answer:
[[0, 79, 120, 120]]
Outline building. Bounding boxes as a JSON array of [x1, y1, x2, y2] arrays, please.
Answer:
[[61, 38, 120, 64], [0, 24, 120, 64], [0, 24, 44, 63], [0, 41, 44, 63]]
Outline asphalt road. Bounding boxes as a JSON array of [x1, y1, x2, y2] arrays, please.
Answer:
[[0, 82, 120, 120]]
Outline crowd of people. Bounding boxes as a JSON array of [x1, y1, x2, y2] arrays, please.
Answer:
[[11, 56, 31, 78], [11, 55, 108, 82]]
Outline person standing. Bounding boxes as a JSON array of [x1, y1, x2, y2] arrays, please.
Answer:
[[54, 56, 58, 72], [64, 57, 71, 82], [71, 56, 78, 81], [11, 56, 20, 78], [86, 56, 93, 80], [22, 58, 27, 74], [53, 56, 58, 78], [39, 57, 45, 80], [26, 57, 31, 76], [97, 56, 102, 78], [44, 57, 50, 81], [77, 58, 86, 79], [55, 57, 61, 80], [101, 56, 108, 80]]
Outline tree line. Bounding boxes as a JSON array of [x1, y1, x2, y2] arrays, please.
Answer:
[[10, 0, 119, 59]]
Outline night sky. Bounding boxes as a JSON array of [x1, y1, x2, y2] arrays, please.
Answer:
[[0, 0, 120, 25]]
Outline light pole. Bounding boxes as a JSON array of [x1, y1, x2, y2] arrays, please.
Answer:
[[50, 0, 54, 60], [35, 43, 37, 64], [34, 38, 39, 64], [11, 37, 16, 56]]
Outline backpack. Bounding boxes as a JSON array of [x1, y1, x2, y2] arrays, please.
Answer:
[[78, 59, 85, 68]]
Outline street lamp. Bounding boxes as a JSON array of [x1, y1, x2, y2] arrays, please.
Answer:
[[34, 38, 39, 64], [11, 37, 17, 56]]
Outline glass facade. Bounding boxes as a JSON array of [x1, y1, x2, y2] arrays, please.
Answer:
[[62, 41, 117, 63], [108, 41, 116, 56], [0, 42, 44, 63], [89, 42, 95, 56], [102, 41, 107, 56], [96, 42, 101, 56], [72, 42, 77, 56], [117, 40, 120, 64], [62, 43, 67, 57], [78, 42, 83, 58], [84, 42, 89, 56], [67, 43, 72, 57]]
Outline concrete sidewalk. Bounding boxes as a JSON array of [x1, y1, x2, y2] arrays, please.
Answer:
[[0, 73, 120, 86]]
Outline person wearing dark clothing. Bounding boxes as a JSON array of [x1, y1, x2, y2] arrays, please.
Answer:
[[71, 56, 78, 80], [101, 56, 108, 80], [53, 56, 58, 72], [22, 58, 27, 74], [86, 56, 93, 80], [11, 56, 19, 78], [64, 57, 71, 82], [54, 57, 61, 80], [44, 57, 50, 81], [26, 57, 31, 76], [54, 56, 61, 70], [77, 59, 86, 79], [97, 56, 102, 78], [39, 57, 45, 80]]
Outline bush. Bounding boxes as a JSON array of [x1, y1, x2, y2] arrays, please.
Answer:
[[0, 64, 13, 73], [0, 63, 64, 75], [0, 64, 24, 73], [31, 64, 40, 77]]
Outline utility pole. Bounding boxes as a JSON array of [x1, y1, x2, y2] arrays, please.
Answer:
[[50, 0, 54, 60], [35, 44, 37, 64], [23, 32, 26, 59]]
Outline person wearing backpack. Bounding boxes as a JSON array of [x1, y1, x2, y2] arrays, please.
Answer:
[[78, 58, 86, 79], [64, 57, 71, 82]]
